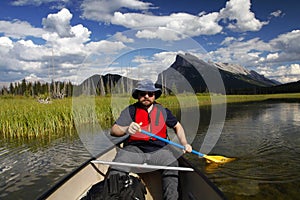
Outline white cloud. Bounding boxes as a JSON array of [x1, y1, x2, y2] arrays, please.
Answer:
[[11, 0, 70, 6], [250, 29, 300, 66], [42, 8, 75, 38], [290, 64, 300, 75], [0, 37, 13, 54], [81, 0, 154, 22], [122, 51, 178, 81], [209, 28, 300, 83], [259, 64, 300, 83], [42, 24, 91, 56], [213, 29, 300, 67], [1, 2, 298, 85], [113, 32, 134, 43], [211, 37, 271, 65], [24, 73, 45, 82], [12, 39, 49, 61], [86, 40, 126, 53], [0, 8, 131, 84], [0, 36, 13, 47], [270, 30, 300, 54], [270, 10, 283, 18], [266, 53, 279, 60], [111, 11, 222, 40], [80, 0, 266, 41], [40, 9, 92, 56], [220, 37, 236, 46], [219, 0, 268, 32], [136, 27, 184, 41], [0, 20, 46, 39]]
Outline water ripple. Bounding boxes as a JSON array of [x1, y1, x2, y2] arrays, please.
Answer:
[[0, 136, 91, 200]]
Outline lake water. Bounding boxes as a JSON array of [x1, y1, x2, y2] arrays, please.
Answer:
[[0, 101, 299, 199], [187, 101, 300, 200]]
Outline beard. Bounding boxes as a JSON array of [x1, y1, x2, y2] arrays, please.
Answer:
[[140, 99, 153, 107]]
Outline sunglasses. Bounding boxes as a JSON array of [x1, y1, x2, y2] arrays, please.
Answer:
[[139, 91, 155, 97]]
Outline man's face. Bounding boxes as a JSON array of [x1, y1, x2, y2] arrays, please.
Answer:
[[138, 91, 155, 107]]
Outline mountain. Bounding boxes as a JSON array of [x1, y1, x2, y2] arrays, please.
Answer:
[[156, 53, 280, 94], [214, 62, 279, 86], [75, 73, 138, 96], [79, 53, 291, 95]]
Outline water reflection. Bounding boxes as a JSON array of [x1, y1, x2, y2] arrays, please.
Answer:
[[0, 133, 91, 200], [188, 102, 300, 199]]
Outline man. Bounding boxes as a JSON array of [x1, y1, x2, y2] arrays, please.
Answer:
[[110, 79, 192, 200]]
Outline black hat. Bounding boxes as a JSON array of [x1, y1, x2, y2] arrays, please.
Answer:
[[132, 79, 162, 99]]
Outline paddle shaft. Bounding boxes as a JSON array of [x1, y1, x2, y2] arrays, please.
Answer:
[[140, 130, 205, 157]]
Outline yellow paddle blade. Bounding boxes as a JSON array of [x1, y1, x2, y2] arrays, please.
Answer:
[[203, 155, 236, 164]]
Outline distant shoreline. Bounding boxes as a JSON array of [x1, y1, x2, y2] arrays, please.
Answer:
[[158, 93, 300, 107]]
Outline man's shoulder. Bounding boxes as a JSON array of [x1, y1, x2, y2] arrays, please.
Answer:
[[154, 102, 166, 109], [128, 102, 167, 112]]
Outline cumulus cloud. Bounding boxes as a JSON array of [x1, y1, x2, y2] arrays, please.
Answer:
[[0, 37, 14, 54], [111, 11, 222, 40], [270, 30, 300, 54], [208, 28, 300, 83], [258, 64, 300, 83], [1, 1, 298, 85], [210, 36, 272, 66], [0, 20, 46, 39], [266, 53, 279, 60], [113, 32, 134, 43], [136, 28, 184, 41], [86, 40, 126, 54], [81, 0, 154, 22], [12, 40, 48, 61], [80, 0, 266, 40], [219, 0, 268, 32], [42, 24, 91, 55], [42, 8, 75, 38], [0, 8, 130, 84], [215, 29, 300, 66]]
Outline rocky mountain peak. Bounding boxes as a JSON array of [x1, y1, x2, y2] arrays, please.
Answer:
[[157, 53, 280, 94]]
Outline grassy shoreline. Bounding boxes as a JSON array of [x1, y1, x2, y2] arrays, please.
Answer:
[[1, 93, 299, 139]]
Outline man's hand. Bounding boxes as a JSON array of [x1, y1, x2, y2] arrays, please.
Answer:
[[183, 144, 193, 153], [127, 122, 142, 135]]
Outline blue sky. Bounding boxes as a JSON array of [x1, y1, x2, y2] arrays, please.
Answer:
[[0, 0, 299, 86]]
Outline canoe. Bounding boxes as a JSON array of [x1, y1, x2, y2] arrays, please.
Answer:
[[38, 144, 226, 200]]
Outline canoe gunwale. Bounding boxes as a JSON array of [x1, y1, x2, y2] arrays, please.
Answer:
[[37, 144, 117, 200]]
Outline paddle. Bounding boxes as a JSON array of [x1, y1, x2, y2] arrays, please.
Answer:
[[140, 130, 235, 164]]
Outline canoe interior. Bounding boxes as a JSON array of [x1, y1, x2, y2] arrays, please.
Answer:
[[41, 146, 226, 200]]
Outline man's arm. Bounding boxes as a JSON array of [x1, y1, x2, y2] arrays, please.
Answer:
[[110, 106, 135, 137], [174, 122, 192, 153], [110, 123, 128, 137], [111, 122, 142, 137]]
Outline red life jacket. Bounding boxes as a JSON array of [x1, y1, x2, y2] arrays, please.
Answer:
[[128, 105, 167, 141]]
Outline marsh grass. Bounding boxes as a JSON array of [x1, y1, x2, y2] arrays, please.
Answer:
[[1, 93, 299, 138], [1, 97, 74, 138]]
